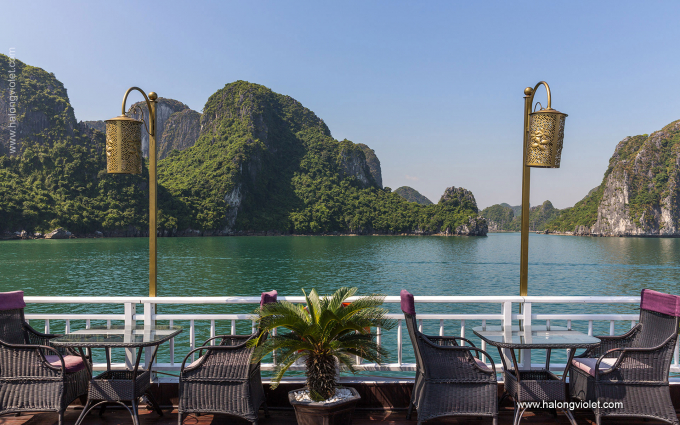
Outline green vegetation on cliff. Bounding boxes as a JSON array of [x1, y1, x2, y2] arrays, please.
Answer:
[[483, 200, 561, 232], [0, 70, 485, 236], [480, 204, 514, 230], [545, 187, 602, 232], [394, 186, 433, 205], [0, 139, 150, 234], [158, 81, 482, 234]]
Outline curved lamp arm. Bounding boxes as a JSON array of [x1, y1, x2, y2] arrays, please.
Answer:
[[121, 86, 156, 136], [526, 81, 552, 111]]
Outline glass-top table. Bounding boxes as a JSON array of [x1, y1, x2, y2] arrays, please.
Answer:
[[473, 325, 601, 349], [473, 325, 600, 425], [52, 325, 183, 425], [52, 324, 182, 348]]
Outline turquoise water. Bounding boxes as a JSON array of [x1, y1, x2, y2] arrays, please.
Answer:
[[1, 234, 679, 372]]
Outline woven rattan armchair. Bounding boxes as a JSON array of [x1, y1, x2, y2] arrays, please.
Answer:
[[401, 290, 498, 425], [570, 289, 680, 425], [178, 291, 276, 425], [0, 291, 89, 425]]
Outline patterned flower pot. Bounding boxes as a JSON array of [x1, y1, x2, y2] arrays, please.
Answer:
[[288, 387, 361, 425]]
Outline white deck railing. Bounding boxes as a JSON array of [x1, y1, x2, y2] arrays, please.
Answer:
[[23, 295, 680, 381]]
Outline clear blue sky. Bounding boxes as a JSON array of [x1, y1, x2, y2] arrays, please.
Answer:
[[3, 1, 680, 209]]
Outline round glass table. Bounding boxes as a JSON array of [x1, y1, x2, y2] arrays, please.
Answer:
[[473, 325, 600, 425], [52, 324, 182, 425]]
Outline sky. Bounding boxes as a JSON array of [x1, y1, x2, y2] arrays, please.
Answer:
[[2, 1, 680, 209]]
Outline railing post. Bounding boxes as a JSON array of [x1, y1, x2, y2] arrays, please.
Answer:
[[124, 302, 136, 368], [501, 301, 513, 367], [520, 302, 531, 370], [143, 302, 155, 371]]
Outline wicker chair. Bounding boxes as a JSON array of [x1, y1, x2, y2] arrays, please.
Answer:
[[570, 289, 680, 425], [178, 290, 276, 425], [0, 291, 89, 425], [401, 290, 498, 425]]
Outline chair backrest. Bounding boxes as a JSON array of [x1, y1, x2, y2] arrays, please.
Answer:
[[0, 291, 27, 345], [635, 289, 680, 351], [401, 290, 425, 372]]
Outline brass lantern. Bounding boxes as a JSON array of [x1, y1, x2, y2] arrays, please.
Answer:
[[105, 115, 143, 174], [525, 106, 567, 168]]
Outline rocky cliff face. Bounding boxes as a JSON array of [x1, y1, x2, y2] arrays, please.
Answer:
[[591, 121, 680, 236], [436, 186, 486, 235], [82, 120, 106, 133], [159, 108, 201, 159], [83, 99, 202, 160], [0, 54, 76, 155], [0, 54, 103, 157], [337, 140, 377, 187], [547, 120, 680, 236], [357, 143, 382, 188], [439, 186, 478, 212], [127, 98, 201, 159]]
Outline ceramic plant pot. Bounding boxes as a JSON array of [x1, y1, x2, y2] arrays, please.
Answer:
[[288, 387, 361, 425]]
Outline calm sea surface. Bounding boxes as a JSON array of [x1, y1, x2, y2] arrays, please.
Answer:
[[1, 234, 679, 371]]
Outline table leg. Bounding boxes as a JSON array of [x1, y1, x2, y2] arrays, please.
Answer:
[[76, 347, 92, 377], [131, 400, 140, 425], [562, 348, 576, 382], [74, 399, 93, 425], [562, 408, 578, 425], [509, 348, 521, 383], [145, 390, 164, 416]]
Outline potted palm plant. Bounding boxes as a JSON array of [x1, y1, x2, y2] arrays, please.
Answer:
[[250, 287, 395, 425]]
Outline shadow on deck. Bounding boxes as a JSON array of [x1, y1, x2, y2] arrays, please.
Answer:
[[1, 406, 676, 425]]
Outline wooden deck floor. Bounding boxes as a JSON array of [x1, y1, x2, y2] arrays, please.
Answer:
[[2, 406, 676, 425]]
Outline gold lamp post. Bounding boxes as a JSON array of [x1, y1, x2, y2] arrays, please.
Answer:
[[105, 87, 158, 298], [519, 82, 567, 296]]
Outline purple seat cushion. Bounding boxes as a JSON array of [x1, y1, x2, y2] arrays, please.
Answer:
[[260, 290, 278, 307], [188, 357, 203, 368], [0, 291, 26, 311], [640, 289, 680, 317], [571, 357, 617, 377], [44, 355, 86, 373], [400, 290, 416, 315], [474, 357, 491, 372]]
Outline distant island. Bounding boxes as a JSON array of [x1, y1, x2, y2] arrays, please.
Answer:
[[0, 55, 486, 238], [394, 186, 433, 205]]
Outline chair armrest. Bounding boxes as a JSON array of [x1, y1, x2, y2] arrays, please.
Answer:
[[23, 323, 60, 343], [0, 340, 67, 377], [200, 334, 252, 347], [577, 325, 640, 359], [181, 343, 255, 371], [418, 334, 497, 379], [180, 344, 256, 381], [23, 323, 82, 356], [595, 334, 677, 383], [425, 335, 477, 349]]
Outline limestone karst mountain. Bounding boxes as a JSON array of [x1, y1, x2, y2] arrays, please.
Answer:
[[482, 201, 560, 232], [394, 186, 433, 205], [547, 120, 680, 236], [0, 54, 101, 156], [0, 56, 485, 236]]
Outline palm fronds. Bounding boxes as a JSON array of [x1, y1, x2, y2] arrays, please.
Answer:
[[249, 287, 396, 401]]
